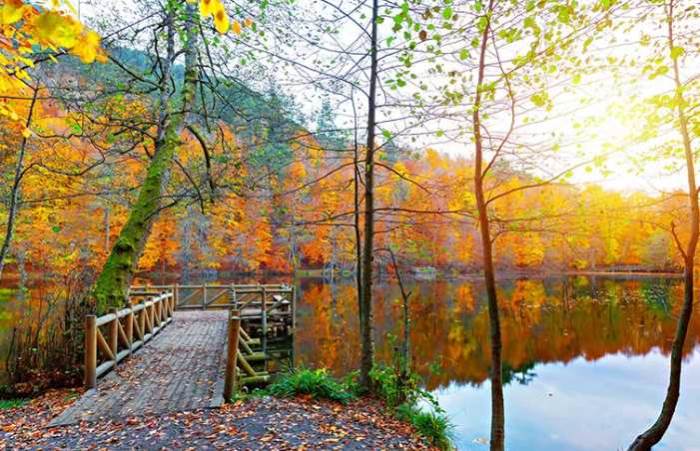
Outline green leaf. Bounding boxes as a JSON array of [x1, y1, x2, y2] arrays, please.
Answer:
[[670, 46, 685, 60], [459, 48, 469, 60], [530, 92, 547, 107], [476, 16, 488, 32]]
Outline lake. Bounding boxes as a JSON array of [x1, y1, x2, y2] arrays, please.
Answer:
[[292, 275, 700, 451], [1, 274, 698, 450]]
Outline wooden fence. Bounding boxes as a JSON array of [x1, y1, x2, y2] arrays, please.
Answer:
[[223, 309, 273, 400], [130, 284, 295, 336], [130, 284, 294, 312], [84, 292, 175, 388]]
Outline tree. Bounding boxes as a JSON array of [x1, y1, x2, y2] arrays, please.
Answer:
[[628, 1, 699, 448], [0, 0, 102, 279], [92, 0, 241, 312]]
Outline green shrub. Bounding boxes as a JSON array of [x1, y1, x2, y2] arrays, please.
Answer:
[[396, 403, 454, 451], [267, 368, 355, 404], [370, 364, 454, 450]]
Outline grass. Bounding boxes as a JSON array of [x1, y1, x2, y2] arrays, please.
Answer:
[[263, 366, 454, 450], [370, 365, 454, 450], [396, 403, 454, 450], [0, 398, 28, 410], [266, 368, 356, 404]]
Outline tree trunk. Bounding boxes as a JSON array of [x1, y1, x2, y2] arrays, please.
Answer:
[[358, 0, 379, 390], [0, 87, 39, 281], [628, 2, 697, 449], [472, 1, 504, 449], [93, 2, 199, 313]]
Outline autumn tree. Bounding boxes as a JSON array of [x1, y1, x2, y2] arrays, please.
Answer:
[[626, 0, 699, 448], [88, 0, 248, 312], [0, 0, 103, 279]]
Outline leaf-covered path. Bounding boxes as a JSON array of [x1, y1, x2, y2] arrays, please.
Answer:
[[1, 391, 433, 449], [51, 310, 229, 426]]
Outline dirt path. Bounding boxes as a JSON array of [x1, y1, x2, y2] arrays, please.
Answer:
[[1, 392, 432, 450]]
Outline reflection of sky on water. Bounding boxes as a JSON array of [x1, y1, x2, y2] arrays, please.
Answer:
[[435, 349, 700, 450]]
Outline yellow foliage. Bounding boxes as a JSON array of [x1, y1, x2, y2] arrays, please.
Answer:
[[213, 4, 230, 33]]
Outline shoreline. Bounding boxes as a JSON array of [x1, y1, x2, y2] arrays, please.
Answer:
[[0, 268, 685, 287]]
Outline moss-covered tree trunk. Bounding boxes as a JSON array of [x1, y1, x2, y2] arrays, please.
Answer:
[[93, 1, 199, 313]]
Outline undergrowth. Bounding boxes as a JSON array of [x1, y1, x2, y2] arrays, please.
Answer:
[[265, 368, 355, 404], [0, 398, 28, 410], [261, 365, 453, 450], [370, 365, 454, 450]]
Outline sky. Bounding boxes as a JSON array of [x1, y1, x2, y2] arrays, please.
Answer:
[[73, 0, 694, 195]]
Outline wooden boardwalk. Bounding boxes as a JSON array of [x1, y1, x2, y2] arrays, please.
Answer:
[[51, 310, 229, 426]]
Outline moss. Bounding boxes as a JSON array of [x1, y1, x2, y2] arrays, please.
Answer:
[[93, 125, 181, 314]]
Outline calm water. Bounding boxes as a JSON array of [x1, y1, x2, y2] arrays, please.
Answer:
[[292, 276, 700, 451], [1, 274, 698, 450]]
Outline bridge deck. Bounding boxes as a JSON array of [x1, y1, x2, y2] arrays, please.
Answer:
[[51, 310, 229, 426]]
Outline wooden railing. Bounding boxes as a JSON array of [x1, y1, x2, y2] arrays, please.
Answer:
[[84, 292, 175, 388], [129, 284, 294, 312], [223, 309, 272, 400]]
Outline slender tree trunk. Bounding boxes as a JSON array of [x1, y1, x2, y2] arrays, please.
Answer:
[[629, 2, 697, 449], [0, 87, 39, 281], [350, 90, 364, 374], [359, 0, 379, 390], [93, 1, 199, 313], [472, 1, 504, 449]]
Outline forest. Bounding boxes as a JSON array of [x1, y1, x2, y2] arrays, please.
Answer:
[[0, 0, 699, 450]]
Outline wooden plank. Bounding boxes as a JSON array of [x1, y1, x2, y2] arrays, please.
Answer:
[[178, 289, 202, 307], [237, 351, 257, 376], [206, 289, 229, 306], [96, 329, 116, 361], [117, 317, 130, 349], [96, 361, 115, 378], [116, 349, 130, 364], [126, 310, 134, 351], [96, 313, 117, 327], [239, 374, 270, 385], [109, 309, 120, 359]]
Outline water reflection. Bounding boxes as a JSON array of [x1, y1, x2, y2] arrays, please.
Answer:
[[1, 274, 697, 449], [294, 276, 700, 450]]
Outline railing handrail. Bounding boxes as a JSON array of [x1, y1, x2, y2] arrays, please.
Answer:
[[84, 291, 175, 388]]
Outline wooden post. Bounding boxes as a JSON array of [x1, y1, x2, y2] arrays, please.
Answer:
[[109, 308, 119, 363], [203, 284, 208, 308], [223, 310, 241, 402], [291, 286, 296, 335], [140, 304, 146, 337], [173, 283, 179, 309], [126, 309, 134, 351], [261, 287, 267, 336], [261, 287, 268, 372], [85, 315, 97, 388]]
